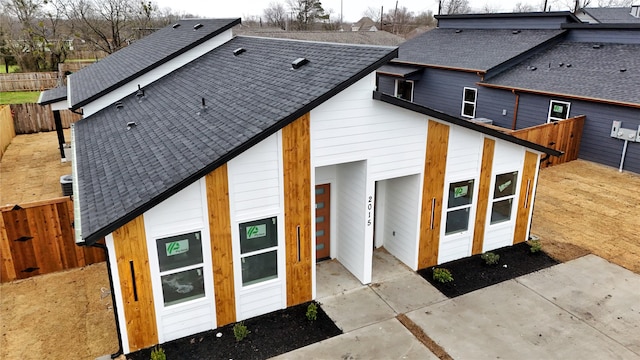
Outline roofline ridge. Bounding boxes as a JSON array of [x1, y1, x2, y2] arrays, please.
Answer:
[[235, 34, 398, 49]]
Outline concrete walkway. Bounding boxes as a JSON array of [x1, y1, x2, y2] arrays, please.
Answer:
[[274, 252, 640, 359]]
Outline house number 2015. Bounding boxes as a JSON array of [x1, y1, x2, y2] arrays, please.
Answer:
[[367, 196, 373, 226]]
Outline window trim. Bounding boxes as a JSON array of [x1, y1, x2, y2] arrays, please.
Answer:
[[461, 87, 478, 118], [547, 100, 571, 123], [489, 171, 519, 226], [394, 79, 414, 102], [444, 179, 476, 235]]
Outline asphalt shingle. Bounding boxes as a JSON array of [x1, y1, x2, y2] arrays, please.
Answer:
[[68, 18, 240, 109], [38, 86, 67, 105], [74, 36, 396, 242], [396, 29, 565, 71], [484, 41, 640, 104], [582, 7, 640, 23]]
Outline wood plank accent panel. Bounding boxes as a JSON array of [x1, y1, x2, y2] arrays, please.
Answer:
[[511, 115, 585, 168], [0, 197, 105, 283], [472, 138, 495, 255], [205, 164, 236, 327], [513, 151, 539, 244], [282, 113, 312, 306], [112, 215, 158, 351], [418, 120, 450, 268]]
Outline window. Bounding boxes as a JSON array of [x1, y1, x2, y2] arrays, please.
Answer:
[[547, 100, 570, 122], [461, 87, 477, 118], [490, 171, 518, 224], [445, 179, 475, 235], [239, 217, 278, 286], [156, 232, 205, 306], [395, 79, 414, 102]]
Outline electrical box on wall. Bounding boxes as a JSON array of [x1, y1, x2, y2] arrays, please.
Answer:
[[610, 121, 640, 142]]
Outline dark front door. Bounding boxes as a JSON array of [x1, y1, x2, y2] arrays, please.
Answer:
[[315, 184, 330, 261]]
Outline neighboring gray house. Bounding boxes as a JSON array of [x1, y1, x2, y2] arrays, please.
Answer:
[[377, 11, 640, 173], [576, 5, 640, 23]]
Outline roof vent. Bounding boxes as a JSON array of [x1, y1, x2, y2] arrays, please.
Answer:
[[527, 66, 537, 71], [566, 63, 572, 68], [126, 121, 136, 130], [291, 57, 309, 69], [197, 97, 208, 115], [559, 62, 564, 67], [135, 84, 145, 99], [172, 23, 181, 29], [115, 101, 123, 109], [512, 30, 521, 34], [592, 44, 601, 49], [233, 47, 246, 56], [455, 29, 462, 33], [193, 23, 203, 30], [620, 68, 627, 72]]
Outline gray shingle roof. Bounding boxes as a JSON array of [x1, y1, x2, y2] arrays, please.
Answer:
[[74, 36, 396, 243], [68, 18, 240, 109], [483, 41, 640, 105], [395, 29, 565, 71], [233, 27, 405, 46], [582, 7, 640, 23], [38, 86, 67, 105]]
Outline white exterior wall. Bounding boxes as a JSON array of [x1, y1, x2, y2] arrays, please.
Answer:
[[105, 234, 130, 354], [378, 175, 421, 270], [227, 132, 286, 320], [311, 74, 427, 283], [439, 125, 484, 264], [335, 161, 367, 282], [80, 29, 233, 116], [483, 140, 526, 252], [144, 180, 215, 343]]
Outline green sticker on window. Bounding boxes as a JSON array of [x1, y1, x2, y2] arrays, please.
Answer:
[[553, 104, 563, 113], [247, 224, 267, 239], [498, 180, 512, 192], [166, 239, 189, 256], [454, 185, 469, 198]]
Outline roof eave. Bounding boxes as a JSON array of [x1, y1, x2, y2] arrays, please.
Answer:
[[478, 82, 640, 109], [70, 18, 241, 110], [390, 59, 485, 74], [373, 91, 563, 157], [81, 47, 400, 244]]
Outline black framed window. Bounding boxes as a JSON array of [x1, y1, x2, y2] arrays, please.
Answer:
[[239, 217, 278, 286], [461, 87, 477, 118], [445, 179, 475, 234], [156, 231, 205, 306], [547, 100, 570, 122], [490, 172, 518, 224], [395, 79, 414, 102]]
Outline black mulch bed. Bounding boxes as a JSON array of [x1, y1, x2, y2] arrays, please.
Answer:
[[418, 242, 559, 298], [126, 301, 341, 360]]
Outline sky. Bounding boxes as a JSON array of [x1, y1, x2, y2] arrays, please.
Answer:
[[151, 0, 558, 23]]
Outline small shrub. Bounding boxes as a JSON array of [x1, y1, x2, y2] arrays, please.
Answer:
[[481, 252, 500, 265], [306, 302, 318, 321], [529, 239, 542, 253], [150, 346, 166, 360], [433, 268, 453, 283], [233, 322, 250, 342]]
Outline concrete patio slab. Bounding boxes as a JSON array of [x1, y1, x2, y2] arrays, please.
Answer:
[[316, 259, 364, 300], [370, 272, 447, 314], [407, 279, 639, 359], [319, 286, 397, 333], [371, 248, 413, 283], [517, 255, 640, 355], [270, 318, 438, 360]]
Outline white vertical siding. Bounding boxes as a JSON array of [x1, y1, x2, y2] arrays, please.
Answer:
[[439, 126, 483, 264], [483, 141, 526, 252], [311, 74, 427, 180], [227, 133, 285, 321], [143, 179, 216, 343], [336, 161, 367, 283], [380, 175, 421, 270]]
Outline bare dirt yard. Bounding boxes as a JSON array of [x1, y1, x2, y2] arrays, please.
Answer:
[[531, 159, 640, 274], [0, 262, 118, 359]]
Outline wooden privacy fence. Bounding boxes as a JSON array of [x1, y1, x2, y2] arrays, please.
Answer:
[[0, 105, 15, 159], [0, 72, 59, 92], [510, 115, 585, 168], [10, 103, 82, 134], [0, 197, 105, 283]]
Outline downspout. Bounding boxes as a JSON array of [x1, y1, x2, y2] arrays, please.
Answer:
[[91, 242, 124, 359], [511, 90, 520, 130]]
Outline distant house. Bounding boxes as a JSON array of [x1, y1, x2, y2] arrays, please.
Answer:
[[352, 16, 379, 31], [377, 11, 640, 173], [46, 18, 560, 356], [576, 5, 640, 23]]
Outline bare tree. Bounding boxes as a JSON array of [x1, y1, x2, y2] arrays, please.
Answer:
[[514, 2, 536, 12], [414, 10, 436, 27], [263, 1, 287, 29], [480, 3, 500, 13], [439, 0, 471, 15], [384, 6, 414, 34], [363, 6, 382, 22], [287, 0, 329, 30], [597, 0, 633, 6]]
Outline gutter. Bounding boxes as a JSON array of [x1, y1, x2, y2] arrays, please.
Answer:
[[91, 242, 124, 359]]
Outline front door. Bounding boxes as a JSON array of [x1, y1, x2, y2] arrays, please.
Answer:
[[315, 184, 330, 261]]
